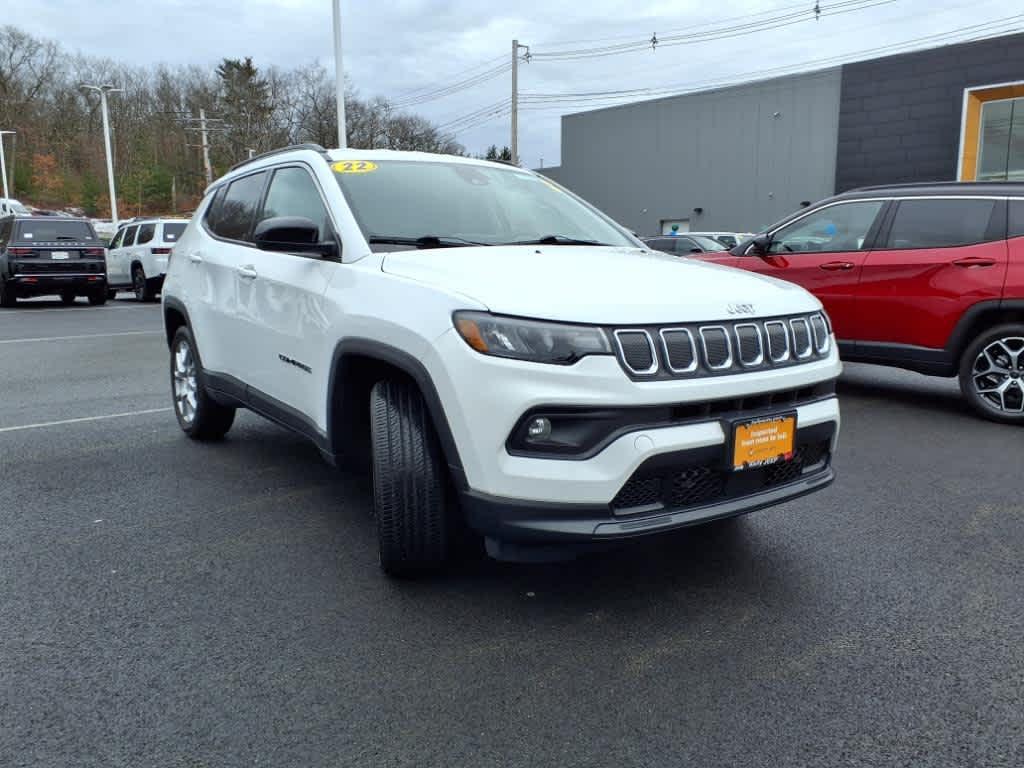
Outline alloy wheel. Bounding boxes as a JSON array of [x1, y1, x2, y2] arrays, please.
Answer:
[[971, 336, 1024, 413], [172, 339, 198, 424]]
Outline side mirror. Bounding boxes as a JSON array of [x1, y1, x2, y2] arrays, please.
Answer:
[[253, 216, 338, 259], [747, 234, 772, 256], [689, 247, 702, 254]]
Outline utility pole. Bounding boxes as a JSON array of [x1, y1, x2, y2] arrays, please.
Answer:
[[81, 84, 122, 224], [332, 0, 347, 148], [0, 130, 13, 200], [511, 40, 529, 166], [199, 108, 213, 185], [177, 110, 226, 187], [171, 175, 177, 214]]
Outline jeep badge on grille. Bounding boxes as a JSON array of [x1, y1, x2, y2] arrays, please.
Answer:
[[727, 303, 755, 315]]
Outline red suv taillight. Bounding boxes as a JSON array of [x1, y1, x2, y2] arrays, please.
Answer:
[[8, 248, 34, 256], [83, 248, 105, 257], [151, 248, 171, 255]]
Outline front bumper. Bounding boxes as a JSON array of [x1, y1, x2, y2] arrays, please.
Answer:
[[462, 419, 835, 547], [431, 328, 842, 505]]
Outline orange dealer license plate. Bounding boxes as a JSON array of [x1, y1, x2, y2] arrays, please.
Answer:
[[730, 413, 796, 472]]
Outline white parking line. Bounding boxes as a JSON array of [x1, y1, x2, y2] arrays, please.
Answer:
[[0, 408, 173, 434], [0, 331, 163, 345], [0, 304, 158, 314]]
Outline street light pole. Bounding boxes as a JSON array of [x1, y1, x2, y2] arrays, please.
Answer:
[[0, 130, 13, 201], [332, 0, 347, 149], [81, 84, 123, 224]]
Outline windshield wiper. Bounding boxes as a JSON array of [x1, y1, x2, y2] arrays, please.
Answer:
[[368, 235, 490, 249], [501, 235, 614, 247]]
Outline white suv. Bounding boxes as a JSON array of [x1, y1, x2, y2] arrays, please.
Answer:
[[107, 218, 188, 300], [161, 145, 841, 575]]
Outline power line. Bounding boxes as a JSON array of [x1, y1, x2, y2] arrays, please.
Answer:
[[518, 15, 1023, 110], [530, 0, 898, 61], [532, 0, 817, 47], [389, 62, 511, 109]]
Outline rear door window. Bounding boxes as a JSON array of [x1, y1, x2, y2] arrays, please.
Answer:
[[137, 223, 156, 245], [213, 172, 268, 242], [1008, 200, 1024, 238], [885, 199, 997, 249], [163, 222, 187, 242]]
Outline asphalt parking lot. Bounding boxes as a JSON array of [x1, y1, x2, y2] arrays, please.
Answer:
[[1, 299, 1022, 768]]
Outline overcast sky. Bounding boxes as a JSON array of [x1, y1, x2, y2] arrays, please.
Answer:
[[6, 0, 1020, 166]]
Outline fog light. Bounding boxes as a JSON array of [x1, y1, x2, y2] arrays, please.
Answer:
[[526, 417, 552, 441]]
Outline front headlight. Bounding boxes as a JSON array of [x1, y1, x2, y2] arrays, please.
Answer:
[[453, 311, 612, 365]]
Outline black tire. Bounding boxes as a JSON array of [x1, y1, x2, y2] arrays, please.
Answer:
[[60, 291, 76, 306], [133, 265, 156, 302], [958, 323, 1024, 424], [0, 281, 17, 308], [170, 326, 236, 440], [87, 288, 107, 306], [370, 378, 452, 576], [107, 288, 118, 300]]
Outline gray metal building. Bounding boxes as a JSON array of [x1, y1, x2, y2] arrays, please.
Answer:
[[539, 32, 1024, 236]]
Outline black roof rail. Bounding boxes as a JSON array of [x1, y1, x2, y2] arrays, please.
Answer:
[[847, 180, 1024, 193], [227, 143, 330, 174]]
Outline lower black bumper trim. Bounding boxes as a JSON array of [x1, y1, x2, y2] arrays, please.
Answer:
[[461, 467, 834, 544]]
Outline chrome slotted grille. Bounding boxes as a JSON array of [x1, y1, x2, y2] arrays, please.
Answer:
[[660, 328, 697, 373], [610, 312, 831, 379], [614, 330, 658, 374]]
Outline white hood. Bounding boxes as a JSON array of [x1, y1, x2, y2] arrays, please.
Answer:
[[382, 246, 821, 325]]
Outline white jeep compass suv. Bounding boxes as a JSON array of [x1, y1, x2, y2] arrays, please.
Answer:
[[162, 144, 841, 575]]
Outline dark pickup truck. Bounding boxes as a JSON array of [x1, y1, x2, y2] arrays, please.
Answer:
[[0, 215, 109, 307]]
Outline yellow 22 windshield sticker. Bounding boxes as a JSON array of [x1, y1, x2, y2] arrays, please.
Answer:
[[332, 160, 378, 174]]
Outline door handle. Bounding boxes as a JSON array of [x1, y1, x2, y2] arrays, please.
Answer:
[[236, 265, 258, 280], [188, 252, 204, 264], [953, 257, 995, 268], [819, 261, 855, 271]]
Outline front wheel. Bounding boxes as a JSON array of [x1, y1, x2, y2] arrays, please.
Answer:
[[370, 379, 453, 576], [170, 326, 236, 440], [959, 324, 1024, 424]]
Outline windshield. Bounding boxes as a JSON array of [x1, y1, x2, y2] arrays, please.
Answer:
[[332, 159, 635, 250], [163, 222, 187, 241], [14, 219, 95, 241], [10, 201, 30, 214]]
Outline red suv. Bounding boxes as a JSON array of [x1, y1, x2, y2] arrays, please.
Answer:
[[697, 183, 1024, 424]]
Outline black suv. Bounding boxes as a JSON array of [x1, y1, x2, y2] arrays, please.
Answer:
[[0, 215, 109, 307]]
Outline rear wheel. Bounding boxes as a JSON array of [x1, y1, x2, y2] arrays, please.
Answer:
[[107, 288, 118, 300], [60, 291, 76, 306], [133, 265, 156, 302], [0, 281, 16, 308], [959, 324, 1024, 424], [87, 288, 107, 306], [370, 378, 452, 576], [170, 326, 235, 440]]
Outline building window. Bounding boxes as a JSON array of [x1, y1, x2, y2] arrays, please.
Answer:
[[958, 81, 1024, 181], [977, 97, 1024, 181]]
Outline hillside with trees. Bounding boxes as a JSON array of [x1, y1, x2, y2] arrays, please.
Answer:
[[0, 25, 465, 217]]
